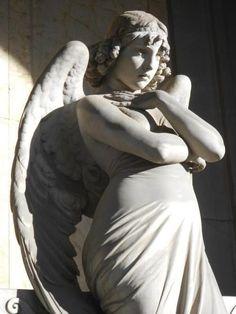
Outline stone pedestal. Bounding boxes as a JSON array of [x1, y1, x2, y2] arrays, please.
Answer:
[[0, 289, 48, 314], [0, 289, 236, 313]]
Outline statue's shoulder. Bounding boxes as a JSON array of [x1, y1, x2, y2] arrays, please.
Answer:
[[173, 74, 192, 88], [80, 94, 105, 102], [78, 94, 109, 110], [160, 74, 192, 96]]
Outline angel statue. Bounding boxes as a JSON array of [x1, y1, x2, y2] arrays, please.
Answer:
[[11, 10, 228, 314]]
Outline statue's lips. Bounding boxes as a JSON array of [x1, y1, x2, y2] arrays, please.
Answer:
[[138, 74, 151, 80]]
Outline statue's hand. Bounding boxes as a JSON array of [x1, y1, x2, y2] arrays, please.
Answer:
[[104, 91, 137, 106], [104, 91, 157, 109], [184, 151, 206, 173]]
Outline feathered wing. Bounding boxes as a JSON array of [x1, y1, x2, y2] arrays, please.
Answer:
[[11, 41, 108, 313]]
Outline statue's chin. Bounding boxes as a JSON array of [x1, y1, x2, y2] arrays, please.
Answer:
[[129, 80, 150, 92]]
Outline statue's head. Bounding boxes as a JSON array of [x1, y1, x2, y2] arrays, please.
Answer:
[[86, 10, 171, 90]]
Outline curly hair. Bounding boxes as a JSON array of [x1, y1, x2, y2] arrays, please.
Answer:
[[85, 10, 171, 90]]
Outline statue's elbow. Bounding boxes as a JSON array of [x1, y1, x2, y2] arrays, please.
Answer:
[[157, 144, 188, 164], [215, 143, 225, 161], [208, 143, 225, 162]]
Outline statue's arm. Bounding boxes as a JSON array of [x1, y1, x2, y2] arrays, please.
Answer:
[[130, 75, 225, 162], [153, 88, 225, 162], [159, 75, 191, 109], [76, 95, 189, 164]]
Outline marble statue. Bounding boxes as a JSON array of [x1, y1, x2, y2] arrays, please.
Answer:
[[11, 10, 228, 314]]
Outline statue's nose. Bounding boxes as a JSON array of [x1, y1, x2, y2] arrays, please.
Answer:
[[144, 53, 159, 72]]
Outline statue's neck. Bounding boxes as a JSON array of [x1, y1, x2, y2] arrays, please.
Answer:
[[100, 74, 140, 94]]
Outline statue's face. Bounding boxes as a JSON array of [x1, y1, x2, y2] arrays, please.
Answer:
[[111, 35, 163, 91]]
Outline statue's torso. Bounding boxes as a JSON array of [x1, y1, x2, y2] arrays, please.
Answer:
[[81, 100, 196, 236]]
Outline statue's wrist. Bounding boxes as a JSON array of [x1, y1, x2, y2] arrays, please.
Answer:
[[153, 90, 166, 109], [142, 91, 160, 108]]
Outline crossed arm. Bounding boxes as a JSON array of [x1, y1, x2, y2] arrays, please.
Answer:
[[76, 75, 225, 165], [153, 90, 225, 162], [106, 75, 225, 163], [76, 95, 189, 165], [137, 75, 225, 162]]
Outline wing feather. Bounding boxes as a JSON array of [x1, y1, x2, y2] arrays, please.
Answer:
[[11, 41, 108, 313]]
